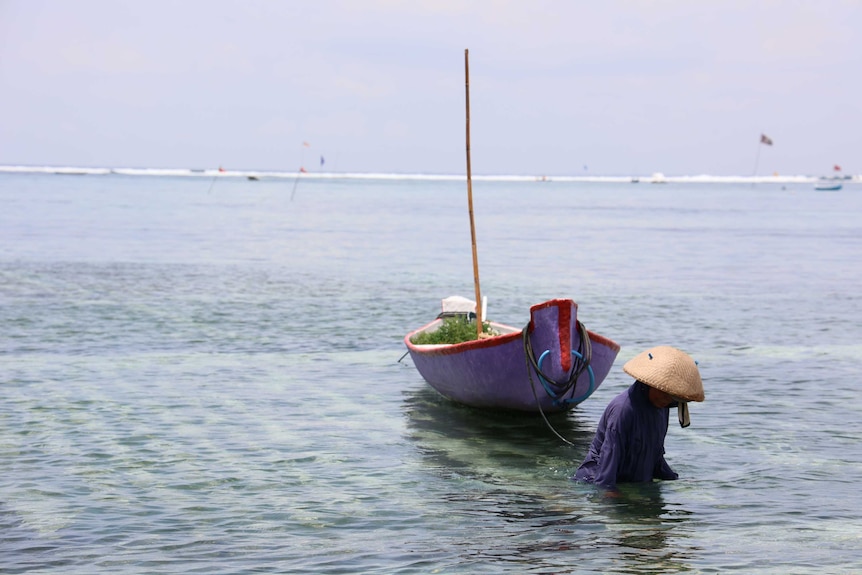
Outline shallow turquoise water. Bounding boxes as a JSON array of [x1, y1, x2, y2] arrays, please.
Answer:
[[1, 173, 861, 573]]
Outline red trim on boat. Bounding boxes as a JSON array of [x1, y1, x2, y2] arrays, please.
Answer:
[[586, 330, 621, 352], [558, 301, 573, 371]]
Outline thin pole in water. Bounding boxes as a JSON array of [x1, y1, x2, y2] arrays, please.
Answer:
[[464, 49, 483, 338], [289, 170, 302, 201], [290, 142, 309, 201], [207, 166, 222, 194]]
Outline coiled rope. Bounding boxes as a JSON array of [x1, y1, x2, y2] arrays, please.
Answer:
[[522, 320, 594, 446]]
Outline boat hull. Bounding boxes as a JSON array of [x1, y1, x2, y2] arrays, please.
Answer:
[[405, 299, 620, 413], [815, 183, 842, 191]]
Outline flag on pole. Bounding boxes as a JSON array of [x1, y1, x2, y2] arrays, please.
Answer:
[[320, 156, 325, 167], [302, 141, 311, 148], [760, 134, 773, 146], [834, 164, 842, 171]]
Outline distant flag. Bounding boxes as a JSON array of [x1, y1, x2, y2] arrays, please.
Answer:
[[299, 167, 307, 173], [834, 164, 842, 172], [320, 155, 325, 167], [302, 141, 311, 148], [218, 166, 226, 172], [752, 134, 773, 180]]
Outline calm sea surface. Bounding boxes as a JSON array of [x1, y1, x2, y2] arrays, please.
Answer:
[[1, 173, 861, 574]]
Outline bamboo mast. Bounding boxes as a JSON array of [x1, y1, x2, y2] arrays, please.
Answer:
[[464, 49, 483, 338]]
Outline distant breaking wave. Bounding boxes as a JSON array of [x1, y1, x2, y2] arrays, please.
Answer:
[[0, 164, 855, 184]]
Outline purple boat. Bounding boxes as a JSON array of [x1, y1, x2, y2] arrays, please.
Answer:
[[405, 297, 621, 413]]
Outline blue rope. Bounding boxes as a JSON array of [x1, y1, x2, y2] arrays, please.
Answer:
[[537, 349, 596, 406]]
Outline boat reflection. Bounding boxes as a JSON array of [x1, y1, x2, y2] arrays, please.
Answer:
[[402, 385, 594, 481]]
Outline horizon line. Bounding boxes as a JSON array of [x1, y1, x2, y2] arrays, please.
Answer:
[[0, 164, 857, 184]]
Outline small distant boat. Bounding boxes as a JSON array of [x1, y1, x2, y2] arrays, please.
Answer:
[[405, 297, 620, 413], [814, 180, 842, 191], [247, 175, 259, 181], [816, 165, 844, 190], [53, 169, 89, 176]]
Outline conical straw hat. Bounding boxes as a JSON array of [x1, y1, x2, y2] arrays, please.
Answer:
[[623, 346, 704, 402]]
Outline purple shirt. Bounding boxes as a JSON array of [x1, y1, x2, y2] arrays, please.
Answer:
[[574, 381, 678, 490]]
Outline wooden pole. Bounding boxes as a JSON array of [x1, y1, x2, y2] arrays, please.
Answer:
[[464, 49, 483, 338]]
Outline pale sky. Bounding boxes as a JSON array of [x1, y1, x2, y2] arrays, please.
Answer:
[[1, 0, 859, 176]]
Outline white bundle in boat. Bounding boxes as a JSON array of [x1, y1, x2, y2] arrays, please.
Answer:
[[438, 295, 487, 320]]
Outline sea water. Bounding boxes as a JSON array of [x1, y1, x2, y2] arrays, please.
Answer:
[[1, 172, 861, 574]]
